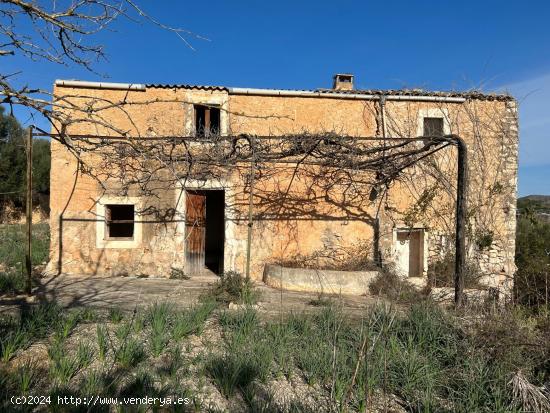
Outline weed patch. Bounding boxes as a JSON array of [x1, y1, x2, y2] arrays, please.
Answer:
[[115, 338, 145, 368], [205, 271, 260, 305], [172, 300, 216, 341], [0, 223, 49, 295], [0, 302, 64, 361]]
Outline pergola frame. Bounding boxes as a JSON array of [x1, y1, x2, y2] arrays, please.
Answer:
[[31, 130, 468, 305]]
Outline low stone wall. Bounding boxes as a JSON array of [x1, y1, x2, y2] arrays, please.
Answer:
[[430, 287, 502, 304], [263, 264, 379, 295]]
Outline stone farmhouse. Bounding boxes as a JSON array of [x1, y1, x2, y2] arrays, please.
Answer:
[[48, 74, 518, 293]]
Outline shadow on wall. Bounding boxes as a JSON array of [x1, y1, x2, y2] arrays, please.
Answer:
[[53, 151, 388, 277]]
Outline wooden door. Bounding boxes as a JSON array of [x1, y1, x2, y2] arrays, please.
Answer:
[[185, 191, 206, 276]]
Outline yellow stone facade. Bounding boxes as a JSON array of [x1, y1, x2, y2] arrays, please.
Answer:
[[48, 80, 518, 290]]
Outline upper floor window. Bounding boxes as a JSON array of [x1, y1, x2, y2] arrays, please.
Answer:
[[423, 117, 444, 137], [194, 105, 220, 137]]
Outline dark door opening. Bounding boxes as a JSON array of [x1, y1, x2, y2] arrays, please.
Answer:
[[185, 190, 225, 276]]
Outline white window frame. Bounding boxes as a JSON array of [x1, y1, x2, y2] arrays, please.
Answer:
[[183, 92, 229, 136], [417, 108, 451, 137], [96, 196, 142, 249]]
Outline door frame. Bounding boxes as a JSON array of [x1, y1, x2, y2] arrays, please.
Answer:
[[175, 179, 237, 275], [392, 227, 429, 278]]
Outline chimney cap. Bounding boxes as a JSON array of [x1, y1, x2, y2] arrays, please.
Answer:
[[333, 73, 354, 90], [333, 73, 354, 79]]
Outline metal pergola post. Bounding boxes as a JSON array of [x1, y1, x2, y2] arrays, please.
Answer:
[[245, 136, 256, 281], [454, 137, 468, 306], [25, 125, 33, 296]]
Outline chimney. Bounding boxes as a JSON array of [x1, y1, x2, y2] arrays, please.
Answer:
[[333, 73, 354, 91]]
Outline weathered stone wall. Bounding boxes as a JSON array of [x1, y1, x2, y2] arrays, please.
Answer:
[[48, 83, 518, 291], [48, 86, 231, 277]]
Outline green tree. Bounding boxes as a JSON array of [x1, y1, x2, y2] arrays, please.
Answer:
[[0, 106, 50, 210], [31, 138, 50, 195], [0, 106, 26, 204]]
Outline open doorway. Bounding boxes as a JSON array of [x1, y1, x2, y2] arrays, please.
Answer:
[[394, 228, 425, 277], [185, 190, 225, 276]]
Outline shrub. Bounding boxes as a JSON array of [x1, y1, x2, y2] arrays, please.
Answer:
[[368, 267, 427, 303], [515, 215, 550, 307], [169, 268, 190, 280], [427, 252, 483, 289], [475, 230, 494, 251], [205, 271, 260, 305]]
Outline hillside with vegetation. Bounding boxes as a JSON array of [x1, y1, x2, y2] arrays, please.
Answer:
[[518, 195, 550, 223]]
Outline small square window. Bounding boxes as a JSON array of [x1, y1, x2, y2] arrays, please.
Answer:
[[105, 204, 134, 239], [423, 117, 444, 137], [194, 105, 220, 137]]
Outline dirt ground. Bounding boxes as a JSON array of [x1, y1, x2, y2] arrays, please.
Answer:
[[0, 272, 378, 318]]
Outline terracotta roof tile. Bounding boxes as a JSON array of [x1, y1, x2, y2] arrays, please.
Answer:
[[145, 83, 513, 101]]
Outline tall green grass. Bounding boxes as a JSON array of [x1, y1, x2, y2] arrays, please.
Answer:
[[1, 281, 548, 411], [210, 303, 549, 412], [172, 299, 216, 341], [0, 302, 64, 361], [0, 223, 49, 294]]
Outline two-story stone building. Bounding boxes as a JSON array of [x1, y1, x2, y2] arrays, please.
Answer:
[[47, 74, 518, 292]]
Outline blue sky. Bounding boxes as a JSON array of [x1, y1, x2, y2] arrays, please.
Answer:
[[3, 0, 550, 196]]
